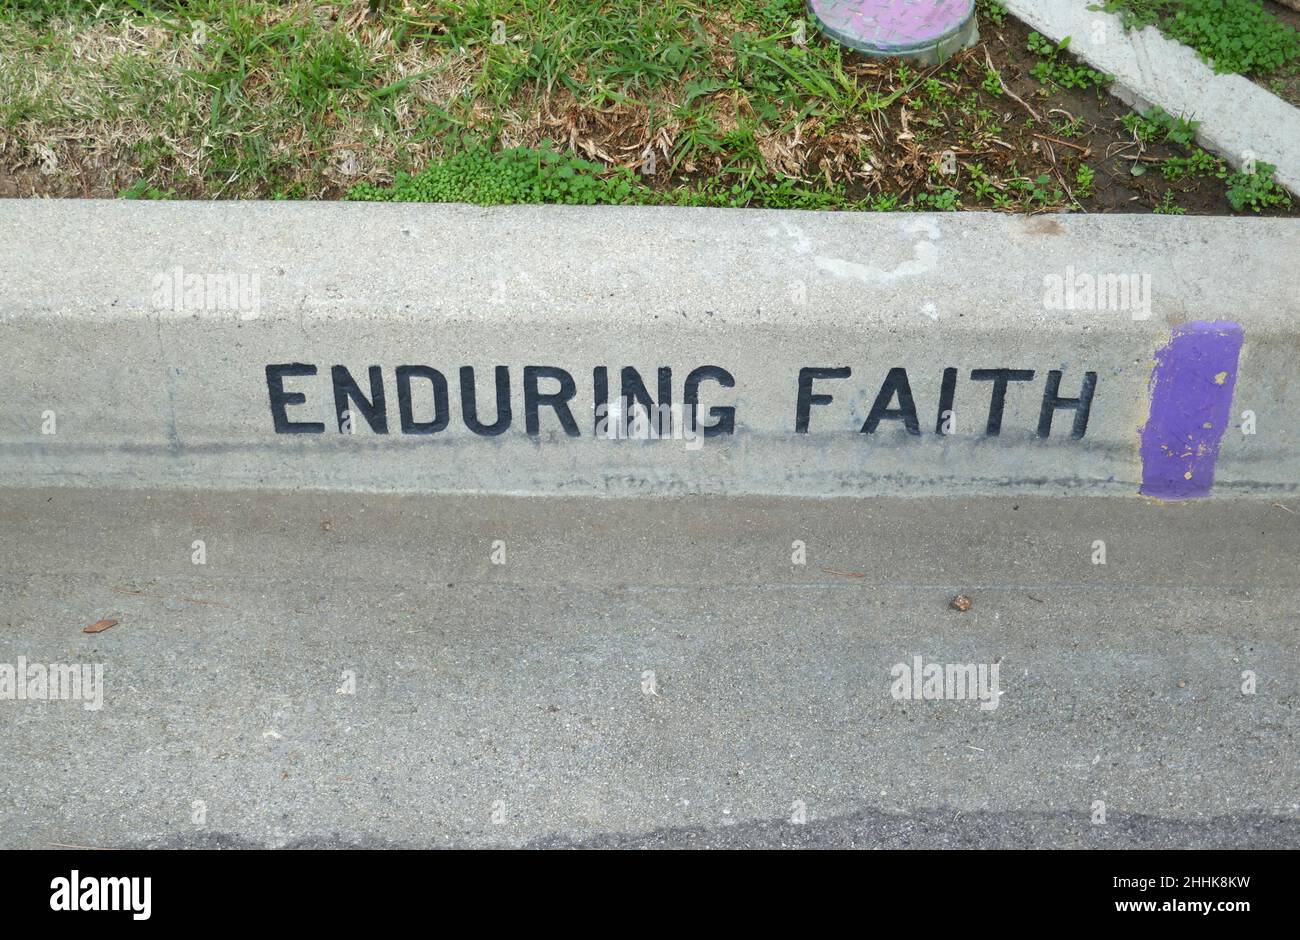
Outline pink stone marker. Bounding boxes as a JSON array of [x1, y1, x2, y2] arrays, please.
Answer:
[[808, 0, 978, 63]]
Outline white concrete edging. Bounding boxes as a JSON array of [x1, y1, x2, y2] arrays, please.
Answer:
[[1, 201, 1297, 500], [1003, 0, 1300, 196]]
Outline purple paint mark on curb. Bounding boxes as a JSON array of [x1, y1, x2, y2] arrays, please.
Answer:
[[1139, 320, 1244, 500]]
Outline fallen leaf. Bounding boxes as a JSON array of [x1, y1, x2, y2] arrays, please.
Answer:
[[83, 619, 119, 634]]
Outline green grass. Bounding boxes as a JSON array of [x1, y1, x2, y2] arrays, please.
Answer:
[[0, 0, 1291, 215], [1, 0, 871, 198], [347, 139, 853, 209]]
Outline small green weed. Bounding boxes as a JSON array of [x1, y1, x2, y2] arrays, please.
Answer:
[[120, 179, 174, 199], [1153, 189, 1186, 214], [977, 0, 1008, 27], [1160, 148, 1220, 181], [1224, 161, 1292, 212], [1074, 164, 1095, 198], [1027, 33, 1110, 91]]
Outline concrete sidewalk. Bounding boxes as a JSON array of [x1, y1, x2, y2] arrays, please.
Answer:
[[1, 488, 1296, 848]]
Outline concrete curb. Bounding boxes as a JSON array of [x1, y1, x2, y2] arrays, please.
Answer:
[[1, 201, 1297, 499], [1003, 0, 1300, 196]]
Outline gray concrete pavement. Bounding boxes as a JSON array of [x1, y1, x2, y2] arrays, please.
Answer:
[[1, 488, 1297, 848]]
